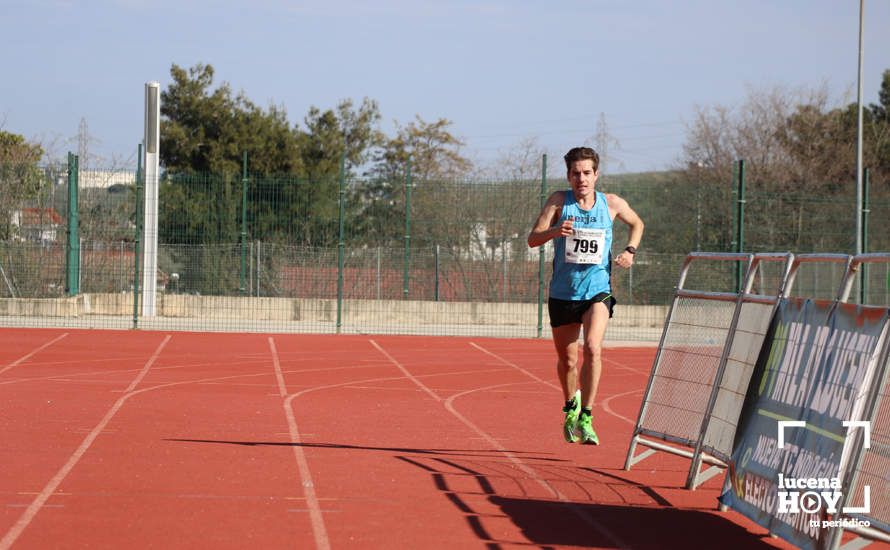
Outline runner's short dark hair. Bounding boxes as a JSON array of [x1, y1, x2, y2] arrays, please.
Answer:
[[564, 147, 600, 171]]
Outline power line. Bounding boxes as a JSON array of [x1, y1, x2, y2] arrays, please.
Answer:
[[464, 118, 684, 141]]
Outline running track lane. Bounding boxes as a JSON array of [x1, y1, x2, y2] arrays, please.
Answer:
[[1, 330, 805, 549]]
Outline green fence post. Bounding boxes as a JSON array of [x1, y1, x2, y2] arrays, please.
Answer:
[[860, 167, 870, 303], [336, 154, 346, 333], [133, 145, 143, 329], [240, 151, 248, 295], [66, 152, 80, 296], [537, 154, 547, 338], [501, 239, 507, 302], [434, 244, 440, 302], [735, 159, 746, 293], [64, 153, 71, 294], [403, 158, 412, 300]]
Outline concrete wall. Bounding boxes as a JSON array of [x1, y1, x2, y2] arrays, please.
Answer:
[[0, 295, 85, 317], [0, 293, 668, 331]]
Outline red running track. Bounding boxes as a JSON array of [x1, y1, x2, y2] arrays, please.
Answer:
[[0, 328, 847, 549]]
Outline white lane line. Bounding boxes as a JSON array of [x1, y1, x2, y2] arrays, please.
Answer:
[[373, 340, 630, 550], [269, 337, 330, 550], [0, 334, 171, 550], [0, 333, 69, 376], [472, 342, 643, 428], [600, 389, 643, 426], [268, 337, 288, 398], [369, 340, 442, 402], [444, 382, 560, 499], [469, 342, 559, 390]]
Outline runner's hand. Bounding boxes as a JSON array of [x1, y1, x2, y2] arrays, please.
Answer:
[[557, 218, 574, 237], [615, 251, 634, 268]]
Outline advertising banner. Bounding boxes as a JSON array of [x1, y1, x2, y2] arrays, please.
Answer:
[[720, 298, 889, 549]]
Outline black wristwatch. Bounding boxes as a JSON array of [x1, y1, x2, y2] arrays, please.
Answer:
[[625, 246, 637, 255]]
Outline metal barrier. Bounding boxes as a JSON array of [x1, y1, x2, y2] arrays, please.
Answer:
[[713, 253, 854, 515], [626, 252, 798, 489], [626, 251, 890, 546], [830, 253, 890, 549], [692, 253, 794, 486], [625, 252, 776, 489], [783, 253, 853, 302]]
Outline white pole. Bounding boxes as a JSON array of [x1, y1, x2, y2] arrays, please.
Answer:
[[142, 82, 160, 316], [855, 0, 864, 257], [376, 246, 381, 300]]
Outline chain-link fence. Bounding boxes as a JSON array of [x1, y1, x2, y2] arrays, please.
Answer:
[[0, 158, 887, 337]]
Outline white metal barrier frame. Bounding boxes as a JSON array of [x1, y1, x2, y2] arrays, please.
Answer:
[[712, 253, 889, 548], [783, 253, 854, 303], [712, 253, 854, 514], [828, 253, 890, 549], [689, 252, 796, 487], [624, 252, 794, 489], [625, 251, 890, 546]]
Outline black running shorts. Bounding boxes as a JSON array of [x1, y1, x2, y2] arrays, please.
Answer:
[[548, 292, 616, 328]]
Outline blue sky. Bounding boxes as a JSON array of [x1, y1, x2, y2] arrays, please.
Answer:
[[1, 0, 889, 174]]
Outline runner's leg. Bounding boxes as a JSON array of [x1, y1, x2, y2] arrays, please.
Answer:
[[552, 323, 581, 400], [580, 301, 609, 409]]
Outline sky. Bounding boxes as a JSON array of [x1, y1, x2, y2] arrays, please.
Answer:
[[1, 0, 889, 175]]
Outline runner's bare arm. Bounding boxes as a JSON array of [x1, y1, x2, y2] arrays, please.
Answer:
[[607, 193, 644, 268], [527, 192, 571, 248]]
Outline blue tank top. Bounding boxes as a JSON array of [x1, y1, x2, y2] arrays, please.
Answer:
[[549, 190, 613, 300]]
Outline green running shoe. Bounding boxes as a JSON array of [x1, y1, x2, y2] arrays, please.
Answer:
[[578, 411, 600, 445], [562, 390, 581, 443]]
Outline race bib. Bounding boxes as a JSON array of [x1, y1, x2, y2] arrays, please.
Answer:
[[565, 228, 605, 264]]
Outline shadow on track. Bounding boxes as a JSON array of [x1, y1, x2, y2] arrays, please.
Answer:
[[164, 437, 567, 461]]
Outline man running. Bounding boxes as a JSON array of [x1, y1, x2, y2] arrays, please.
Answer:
[[527, 146, 644, 444]]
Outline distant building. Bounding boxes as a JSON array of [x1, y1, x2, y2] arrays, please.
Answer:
[[467, 223, 546, 262], [11, 207, 63, 242], [78, 170, 136, 189]]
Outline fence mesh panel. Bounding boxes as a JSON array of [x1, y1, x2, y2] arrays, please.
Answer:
[[702, 301, 777, 460], [846, 343, 890, 533], [1, 161, 888, 335], [640, 297, 736, 444]]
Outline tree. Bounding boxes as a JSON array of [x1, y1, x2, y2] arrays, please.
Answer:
[[0, 131, 44, 165], [289, 98, 383, 246], [681, 86, 837, 252], [684, 76, 890, 190], [478, 136, 546, 181], [299, 98, 383, 179], [867, 69, 890, 175], [355, 117, 472, 247], [160, 63, 302, 175], [159, 64, 387, 247], [681, 85, 829, 189], [679, 72, 890, 254], [370, 116, 471, 183], [0, 130, 46, 241]]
